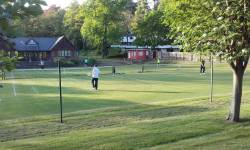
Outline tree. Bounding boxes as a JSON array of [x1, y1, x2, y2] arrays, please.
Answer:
[[131, 1, 171, 49], [131, 0, 150, 30], [123, 0, 137, 44], [64, 1, 85, 50], [0, 0, 46, 34], [81, 0, 128, 57], [14, 5, 65, 37], [161, 0, 250, 122], [132, 9, 171, 49], [0, 52, 16, 80]]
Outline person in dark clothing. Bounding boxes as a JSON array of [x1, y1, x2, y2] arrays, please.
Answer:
[[200, 59, 206, 74], [112, 66, 116, 76]]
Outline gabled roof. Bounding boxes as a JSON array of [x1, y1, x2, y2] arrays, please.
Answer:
[[49, 36, 64, 50], [10, 36, 65, 52]]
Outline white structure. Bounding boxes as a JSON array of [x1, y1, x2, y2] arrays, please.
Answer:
[[121, 36, 136, 45]]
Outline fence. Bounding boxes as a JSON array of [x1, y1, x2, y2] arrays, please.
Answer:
[[159, 52, 209, 62]]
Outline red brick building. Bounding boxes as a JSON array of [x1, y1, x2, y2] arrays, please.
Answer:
[[127, 49, 149, 61]]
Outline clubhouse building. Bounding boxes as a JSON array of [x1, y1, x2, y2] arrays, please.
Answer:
[[0, 36, 78, 61]]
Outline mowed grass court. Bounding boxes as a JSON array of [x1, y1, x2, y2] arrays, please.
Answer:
[[1, 63, 250, 150]]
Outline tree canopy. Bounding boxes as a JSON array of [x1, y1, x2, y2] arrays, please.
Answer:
[[131, 0, 171, 49], [0, 0, 46, 33], [64, 1, 85, 50], [81, 0, 128, 57]]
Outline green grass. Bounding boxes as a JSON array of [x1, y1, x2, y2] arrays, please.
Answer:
[[1, 63, 250, 149]]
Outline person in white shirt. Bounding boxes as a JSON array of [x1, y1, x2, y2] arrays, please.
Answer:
[[91, 65, 100, 90], [40, 60, 45, 69]]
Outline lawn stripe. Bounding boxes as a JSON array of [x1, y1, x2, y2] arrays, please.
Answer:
[[20, 70, 40, 95]]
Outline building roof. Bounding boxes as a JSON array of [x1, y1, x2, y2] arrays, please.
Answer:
[[10, 36, 65, 52]]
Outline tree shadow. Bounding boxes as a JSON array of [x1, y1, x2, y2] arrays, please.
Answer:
[[0, 97, 209, 143], [101, 89, 192, 94]]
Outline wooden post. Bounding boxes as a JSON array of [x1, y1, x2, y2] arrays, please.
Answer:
[[58, 60, 63, 123], [210, 55, 214, 102]]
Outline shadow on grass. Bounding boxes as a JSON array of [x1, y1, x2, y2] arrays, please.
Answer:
[[101, 89, 192, 94], [2, 83, 93, 95], [0, 94, 209, 143]]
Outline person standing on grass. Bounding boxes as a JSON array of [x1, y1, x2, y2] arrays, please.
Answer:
[[112, 66, 116, 76], [40, 60, 45, 69], [157, 58, 160, 68], [91, 64, 100, 90], [200, 59, 206, 74]]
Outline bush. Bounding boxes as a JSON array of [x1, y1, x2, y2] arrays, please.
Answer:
[[70, 58, 81, 65], [56, 58, 82, 67]]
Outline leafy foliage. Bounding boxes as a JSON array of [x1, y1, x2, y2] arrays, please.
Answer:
[[161, 0, 250, 60], [131, 0, 171, 49], [64, 1, 85, 50], [12, 5, 65, 37], [0, 51, 16, 79], [0, 0, 46, 32], [161, 0, 250, 122], [132, 10, 171, 48], [81, 0, 128, 57]]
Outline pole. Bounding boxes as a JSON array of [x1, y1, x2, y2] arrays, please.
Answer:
[[58, 60, 63, 123], [210, 55, 214, 102]]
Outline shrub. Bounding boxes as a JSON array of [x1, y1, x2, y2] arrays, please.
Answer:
[[86, 58, 96, 66]]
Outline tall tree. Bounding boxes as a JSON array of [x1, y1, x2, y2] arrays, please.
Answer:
[[161, 0, 250, 122], [64, 1, 85, 50], [132, 1, 170, 49], [0, 0, 46, 34], [123, 0, 137, 44], [133, 10, 171, 48], [131, 0, 149, 28], [15, 5, 65, 37], [81, 0, 128, 57]]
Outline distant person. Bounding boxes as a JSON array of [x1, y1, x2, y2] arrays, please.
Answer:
[[40, 60, 45, 69], [91, 64, 100, 90], [157, 58, 160, 68], [112, 66, 116, 76], [200, 59, 206, 74], [84, 59, 88, 67]]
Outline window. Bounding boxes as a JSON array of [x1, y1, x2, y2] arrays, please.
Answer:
[[133, 51, 136, 56], [58, 51, 64, 57], [58, 50, 71, 57], [138, 51, 143, 56], [65, 50, 71, 57]]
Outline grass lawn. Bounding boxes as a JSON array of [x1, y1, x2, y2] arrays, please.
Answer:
[[1, 63, 250, 150]]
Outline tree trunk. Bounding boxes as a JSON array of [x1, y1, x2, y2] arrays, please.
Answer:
[[102, 17, 108, 58], [227, 57, 249, 122], [228, 70, 244, 122]]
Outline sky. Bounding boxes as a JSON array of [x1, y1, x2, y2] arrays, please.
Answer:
[[43, 0, 154, 9]]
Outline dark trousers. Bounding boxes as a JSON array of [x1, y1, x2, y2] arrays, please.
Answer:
[[200, 65, 205, 73], [92, 78, 98, 90]]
